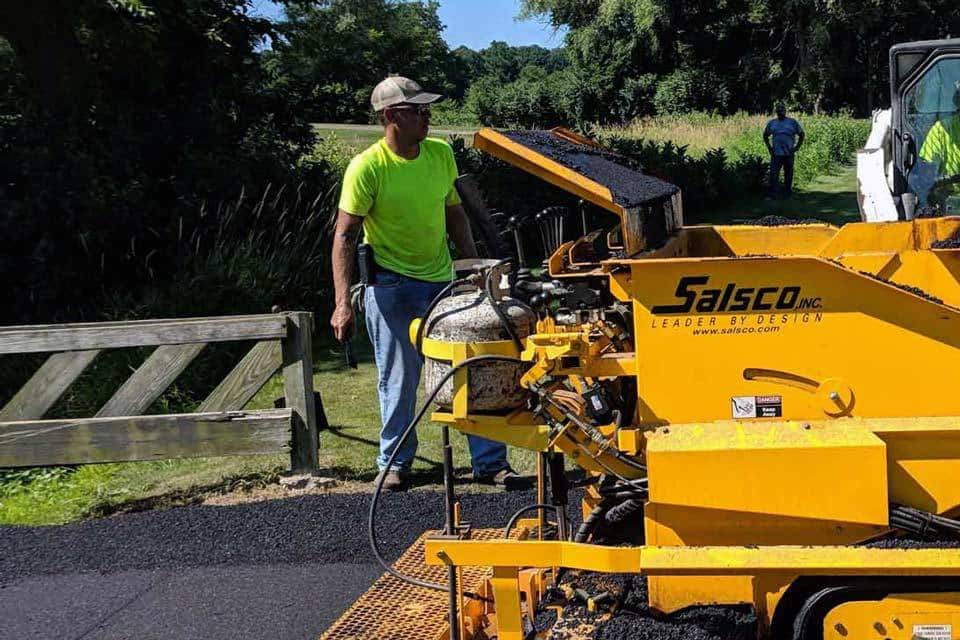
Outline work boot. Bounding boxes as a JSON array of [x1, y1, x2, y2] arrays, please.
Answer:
[[474, 467, 527, 489], [377, 469, 407, 492]]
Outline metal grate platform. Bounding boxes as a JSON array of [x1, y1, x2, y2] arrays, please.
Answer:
[[319, 529, 504, 640]]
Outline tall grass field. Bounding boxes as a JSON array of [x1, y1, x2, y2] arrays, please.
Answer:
[[601, 111, 870, 186]]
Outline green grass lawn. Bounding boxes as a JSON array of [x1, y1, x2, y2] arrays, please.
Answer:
[[692, 163, 860, 226], [296, 341, 538, 485], [0, 335, 538, 526]]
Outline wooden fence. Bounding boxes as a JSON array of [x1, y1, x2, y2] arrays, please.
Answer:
[[0, 312, 319, 473]]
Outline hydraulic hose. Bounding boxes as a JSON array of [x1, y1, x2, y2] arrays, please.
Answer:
[[604, 497, 645, 528], [502, 503, 559, 539], [368, 354, 524, 599], [414, 278, 469, 356], [574, 498, 613, 543], [890, 504, 960, 539]]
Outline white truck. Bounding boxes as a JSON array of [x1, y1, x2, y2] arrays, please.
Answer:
[[859, 38, 960, 221]]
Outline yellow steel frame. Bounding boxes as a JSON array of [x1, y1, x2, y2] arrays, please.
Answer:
[[426, 540, 960, 640], [473, 128, 622, 217], [606, 251, 960, 425], [473, 127, 658, 256], [409, 318, 520, 421], [824, 593, 960, 640], [645, 420, 889, 525], [427, 540, 960, 576]]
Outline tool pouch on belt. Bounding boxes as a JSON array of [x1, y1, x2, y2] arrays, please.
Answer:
[[351, 243, 375, 315], [357, 243, 376, 286]]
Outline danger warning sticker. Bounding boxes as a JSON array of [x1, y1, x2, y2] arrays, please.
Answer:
[[913, 624, 951, 640], [731, 395, 782, 419]]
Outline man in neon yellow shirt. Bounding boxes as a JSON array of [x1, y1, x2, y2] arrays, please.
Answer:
[[919, 86, 960, 179], [330, 76, 514, 491]]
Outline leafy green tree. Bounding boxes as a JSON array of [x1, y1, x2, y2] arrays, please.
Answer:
[[0, 0, 318, 323], [270, 0, 456, 122], [520, 0, 960, 117]]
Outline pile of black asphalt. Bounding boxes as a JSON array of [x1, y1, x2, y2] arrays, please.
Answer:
[[0, 487, 556, 640], [503, 130, 679, 208], [752, 215, 824, 226], [541, 570, 756, 640]]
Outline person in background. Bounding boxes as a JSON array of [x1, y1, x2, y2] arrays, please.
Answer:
[[329, 76, 516, 492], [763, 102, 805, 198]]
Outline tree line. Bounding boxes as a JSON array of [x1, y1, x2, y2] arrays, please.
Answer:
[[2, 0, 959, 325], [271, 0, 960, 126]]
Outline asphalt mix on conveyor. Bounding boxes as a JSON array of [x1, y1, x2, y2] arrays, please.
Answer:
[[0, 487, 561, 640], [539, 568, 757, 640], [503, 130, 678, 208]]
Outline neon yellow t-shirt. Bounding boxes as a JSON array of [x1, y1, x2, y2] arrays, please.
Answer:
[[338, 137, 462, 282], [920, 115, 960, 177]]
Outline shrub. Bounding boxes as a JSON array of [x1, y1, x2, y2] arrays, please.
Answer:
[[594, 112, 869, 215], [429, 100, 479, 126], [593, 131, 768, 217], [654, 69, 732, 116], [465, 67, 579, 128]]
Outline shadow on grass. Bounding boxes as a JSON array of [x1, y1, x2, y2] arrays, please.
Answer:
[[692, 164, 861, 227], [322, 425, 444, 480], [323, 424, 538, 491]]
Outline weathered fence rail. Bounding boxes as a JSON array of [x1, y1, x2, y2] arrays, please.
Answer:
[[0, 312, 319, 472]]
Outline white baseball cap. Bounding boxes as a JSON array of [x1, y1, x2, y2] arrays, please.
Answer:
[[371, 76, 442, 112]]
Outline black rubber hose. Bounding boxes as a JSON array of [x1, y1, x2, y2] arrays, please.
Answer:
[[484, 258, 525, 354], [574, 498, 613, 543], [415, 278, 469, 356], [368, 354, 524, 599], [604, 498, 645, 527], [502, 503, 559, 538], [597, 490, 649, 501], [890, 504, 960, 539]]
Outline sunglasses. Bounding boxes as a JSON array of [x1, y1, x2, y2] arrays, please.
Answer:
[[388, 104, 431, 116]]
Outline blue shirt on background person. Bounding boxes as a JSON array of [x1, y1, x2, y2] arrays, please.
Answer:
[[763, 103, 805, 197], [764, 111, 805, 156]]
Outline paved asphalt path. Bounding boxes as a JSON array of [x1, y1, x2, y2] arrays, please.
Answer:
[[0, 489, 545, 640]]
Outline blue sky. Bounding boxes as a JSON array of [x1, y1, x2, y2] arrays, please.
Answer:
[[249, 0, 567, 50]]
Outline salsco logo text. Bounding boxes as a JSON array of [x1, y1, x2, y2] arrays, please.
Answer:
[[651, 276, 823, 314]]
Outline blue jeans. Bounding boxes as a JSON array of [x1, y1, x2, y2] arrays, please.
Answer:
[[364, 270, 509, 476], [769, 154, 795, 196]]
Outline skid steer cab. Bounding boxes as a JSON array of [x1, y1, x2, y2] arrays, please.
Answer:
[[860, 38, 960, 221]]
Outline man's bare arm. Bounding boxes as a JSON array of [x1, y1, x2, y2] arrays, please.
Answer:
[[794, 130, 805, 153], [330, 209, 364, 342], [445, 203, 478, 259]]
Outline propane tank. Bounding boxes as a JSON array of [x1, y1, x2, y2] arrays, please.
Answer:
[[423, 290, 535, 412]]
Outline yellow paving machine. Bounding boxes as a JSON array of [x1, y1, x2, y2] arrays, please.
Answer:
[[323, 124, 960, 640]]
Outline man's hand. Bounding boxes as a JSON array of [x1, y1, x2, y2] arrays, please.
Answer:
[[794, 131, 805, 154], [331, 209, 364, 342], [330, 302, 354, 343]]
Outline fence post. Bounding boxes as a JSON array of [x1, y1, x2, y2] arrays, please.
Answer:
[[281, 311, 319, 473]]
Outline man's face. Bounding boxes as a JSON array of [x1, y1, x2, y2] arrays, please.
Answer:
[[776, 104, 786, 118], [386, 104, 431, 141]]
